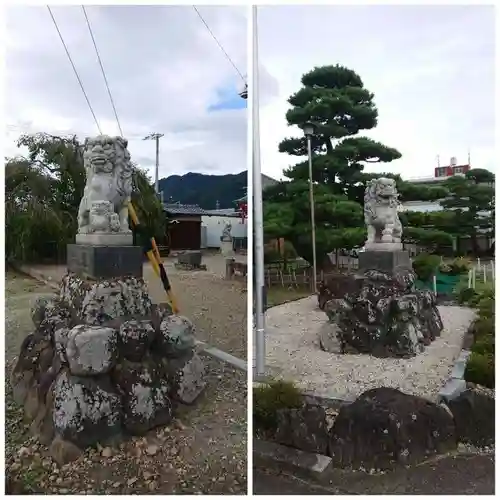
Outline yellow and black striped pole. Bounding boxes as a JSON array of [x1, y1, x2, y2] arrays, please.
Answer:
[[128, 201, 179, 313]]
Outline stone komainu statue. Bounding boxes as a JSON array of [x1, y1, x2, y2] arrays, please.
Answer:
[[77, 135, 133, 234], [221, 221, 232, 241], [364, 177, 402, 245]]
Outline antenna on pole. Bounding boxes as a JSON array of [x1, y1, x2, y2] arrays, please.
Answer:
[[468, 148, 471, 166], [437, 154, 440, 168]]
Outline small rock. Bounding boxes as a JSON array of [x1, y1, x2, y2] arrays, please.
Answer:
[[101, 447, 113, 458], [49, 436, 83, 466], [127, 477, 138, 486], [18, 446, 30, 457], [146, 444, 159, 456]]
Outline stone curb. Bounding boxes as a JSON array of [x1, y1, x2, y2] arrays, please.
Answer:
[[437, 349, 471, 403], [14, 263, 248, 373], [253, 438, 333, 480]]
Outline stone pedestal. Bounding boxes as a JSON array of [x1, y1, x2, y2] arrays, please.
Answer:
[[76, 232, 133, 246], [220, 239, 234, 257], [178, 251, 202, 267], [9, 272, 208, 462], [320, 249, 443, 358], [67, 244, 143, 279], [358, 249, 411, 274]]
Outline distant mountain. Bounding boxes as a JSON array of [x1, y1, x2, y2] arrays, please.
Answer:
[[158, 171, 248, 210]]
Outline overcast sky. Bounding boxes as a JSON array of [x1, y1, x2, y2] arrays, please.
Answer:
[[5, 5, 247, 178], [257, 4, 495, 181]]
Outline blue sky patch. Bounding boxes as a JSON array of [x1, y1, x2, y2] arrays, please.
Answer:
[[208, 84, 247, 111]]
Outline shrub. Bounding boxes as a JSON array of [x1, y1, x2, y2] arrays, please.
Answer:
[[446, 257, 471, 275], [477, 296, 495, 319], [464, 352, 495, 389], [471, 316, 495, 341], [471, 335, 494, 356], [264, 247, 281, 264], [253, 380, 303, 431], [283, 240, 298, 260], [457, 287, 476, 305], [412, 253, 441, 282]]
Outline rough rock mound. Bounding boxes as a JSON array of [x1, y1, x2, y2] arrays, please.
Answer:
[[10, 272, 208, 462], [320, 269, 444, 357], [328, 387, 457, 469], [447, 385, 495, 448]]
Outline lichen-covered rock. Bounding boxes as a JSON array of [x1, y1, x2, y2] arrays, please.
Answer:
[[52, 370, 122, 448], [10, 334, 52, 405], [66, 325, 118, 376], [329, 387, 457, 469], [166, 352, 206, 404], [112, 358, 173, 435], [36, 298, 74, 340], [275, 404, 329, 454], [447, 385, 495, 448], [322, 269, 444, 357], [156, 315, 195, 359], [60, 274, 152, 325], [54, 326, 71, 364], [118, 319, 156, 361], [31, 295, 57, 329]]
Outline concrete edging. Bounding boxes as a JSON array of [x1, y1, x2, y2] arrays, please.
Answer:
[[253, 438, 333, 480], [14, 264, 248, 373], [437, 349, 471, 403]]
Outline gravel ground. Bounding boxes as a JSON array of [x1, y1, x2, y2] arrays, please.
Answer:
[[5, 271, 247, 494], [264, 296, 476, 401]]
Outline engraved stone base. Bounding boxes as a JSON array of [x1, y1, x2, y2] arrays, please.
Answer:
[[178, 251, 202, 267], [364, 242, 403, 252], [358, 249, 411, 274], [67, 244, 143, 279], [76, 233, 133, 246], [220, 240, 235, 257]]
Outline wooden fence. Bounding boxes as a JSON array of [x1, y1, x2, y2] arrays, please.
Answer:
[[264, 257, 359, 288]]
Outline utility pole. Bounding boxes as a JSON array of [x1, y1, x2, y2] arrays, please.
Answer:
[[143, 133, 164, 195]]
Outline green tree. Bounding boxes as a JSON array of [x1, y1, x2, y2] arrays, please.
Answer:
[[280, 65, 402, 204], [263, 65, 401, 264], [263, 180, 365, 267], [6, 133, 164, 263], [440, 170, 495, 255]]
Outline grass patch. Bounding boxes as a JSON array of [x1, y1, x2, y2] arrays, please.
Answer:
[[266, 286, 312, 308]]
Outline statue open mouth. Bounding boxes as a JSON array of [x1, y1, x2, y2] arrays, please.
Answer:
[[91, 155, 107, 165]]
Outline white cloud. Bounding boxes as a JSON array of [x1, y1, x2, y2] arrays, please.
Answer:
[[5, 5, 247, 177], [257, 4, 495, 181]]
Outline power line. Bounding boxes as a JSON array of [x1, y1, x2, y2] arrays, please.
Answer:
[[192, 6, 246, 84], [47, 6, 102, 134], [81, 5, 123, 136]]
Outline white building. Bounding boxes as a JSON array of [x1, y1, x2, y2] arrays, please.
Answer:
[[201, 210, 247, 249]]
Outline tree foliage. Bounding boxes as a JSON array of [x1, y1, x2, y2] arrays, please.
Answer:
[[6, 133, 165, 263], [263, 65, 401, 264]]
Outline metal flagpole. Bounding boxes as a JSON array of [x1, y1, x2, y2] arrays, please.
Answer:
[[252, 5, 266, 378]]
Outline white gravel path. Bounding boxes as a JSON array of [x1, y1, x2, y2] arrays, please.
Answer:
[[264, 296, 475, 401]]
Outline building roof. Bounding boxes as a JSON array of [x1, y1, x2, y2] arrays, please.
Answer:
[[162, 203, 209, 216], [204, 209, 242, 217]]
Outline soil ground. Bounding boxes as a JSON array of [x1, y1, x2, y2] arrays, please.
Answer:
[[253, 452, 495, 495], [5, 271, 247, 495]]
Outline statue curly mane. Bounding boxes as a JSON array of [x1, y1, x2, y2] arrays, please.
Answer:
[[77, 135, 133, 235], [364, 177, 402, 246]]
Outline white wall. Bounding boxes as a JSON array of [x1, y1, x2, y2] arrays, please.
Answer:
[[401, 200, 443, 212], [201, 215, 248, 248]]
